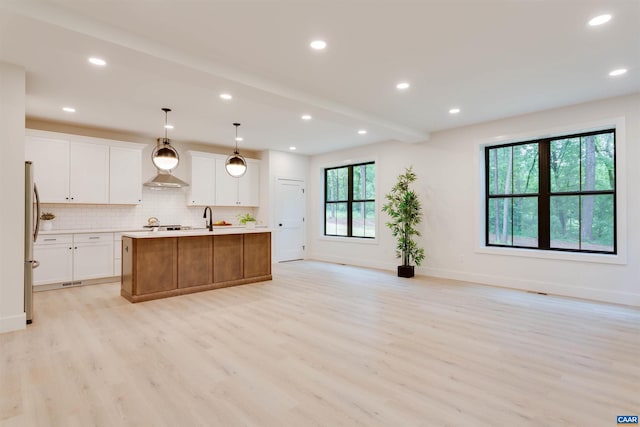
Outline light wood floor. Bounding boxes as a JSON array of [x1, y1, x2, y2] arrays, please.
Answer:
[[1, 261, 639, 426]]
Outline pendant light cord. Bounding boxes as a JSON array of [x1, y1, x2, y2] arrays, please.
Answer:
[[162, 107, 171, 144], [234, 123, 241, 155]]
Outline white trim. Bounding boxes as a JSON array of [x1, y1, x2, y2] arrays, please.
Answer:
[[474, 246, 626, 265], [317, 156, 379, 242], [473, 116, 627, 265], [273, 176, 307, 262], [318, 235, 379, 245], [26, 128, 145, 150], [0, 313, 26, 334], [420, 266, 640, 307], [309, 254, 395, 272]]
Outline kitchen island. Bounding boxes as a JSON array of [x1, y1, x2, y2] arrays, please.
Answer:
[[120, 228, 271, 302]]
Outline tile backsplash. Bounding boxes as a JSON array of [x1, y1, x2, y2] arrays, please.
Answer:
[[41, 187, 258, 230]]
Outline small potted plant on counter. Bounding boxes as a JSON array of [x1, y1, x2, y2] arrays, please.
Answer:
[[40, 212, 56, 231], [237, 213, 257, 229]]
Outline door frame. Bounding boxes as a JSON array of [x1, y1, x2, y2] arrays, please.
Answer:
[[274, 176, 306, 262]]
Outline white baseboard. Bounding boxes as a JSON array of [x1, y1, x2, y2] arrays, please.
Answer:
[[306, 255, 639, 307], [420, 266, 640, 307], [0, 312, 26, 334], [308, 253, 397, 272]]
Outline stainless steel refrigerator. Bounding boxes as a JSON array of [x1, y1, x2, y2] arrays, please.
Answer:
[[25, 161, 40, 324]]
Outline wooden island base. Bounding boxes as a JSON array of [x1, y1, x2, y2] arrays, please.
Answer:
[[121, 231, 271, 303]]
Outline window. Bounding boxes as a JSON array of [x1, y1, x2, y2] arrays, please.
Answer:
[[486, 129, 615, 254], [325, 162, 375, 238]]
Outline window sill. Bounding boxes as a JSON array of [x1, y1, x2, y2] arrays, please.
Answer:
[[475, 245, 626, 265], [318, 235, 379, 245]]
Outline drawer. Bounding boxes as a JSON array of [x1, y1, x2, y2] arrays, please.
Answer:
[[36, 234, 73, 245], [74, 233, 113, 243]]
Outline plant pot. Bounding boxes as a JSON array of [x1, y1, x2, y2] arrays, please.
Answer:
[[397, 265, 414, 278], [244, 221, 256, 229], [41, 220, 53, 231]]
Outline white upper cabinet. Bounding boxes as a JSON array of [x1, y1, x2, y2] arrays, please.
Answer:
[[110, 146, 142, 204], [25, 136, 70, 203], [238, 159, 260, 206], [214, 157, 238, 206], [26, 136, 110, 203], [25, 130, 143, 205], [69, 142, 110, 204], [214, 157, 260, 207], [188, 153, 216, 206]]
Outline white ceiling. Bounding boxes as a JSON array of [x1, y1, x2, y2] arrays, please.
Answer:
[[1, 0, 638, 155]]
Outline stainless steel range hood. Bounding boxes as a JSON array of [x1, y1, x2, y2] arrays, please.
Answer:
[[144, 172, 190, 188]]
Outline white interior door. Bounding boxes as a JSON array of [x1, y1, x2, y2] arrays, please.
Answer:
[[275, 178, 305, 262]]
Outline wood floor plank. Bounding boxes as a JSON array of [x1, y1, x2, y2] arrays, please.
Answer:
[[1, 260, 639, 426]]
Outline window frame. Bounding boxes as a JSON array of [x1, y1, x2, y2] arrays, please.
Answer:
[[484, 128, 616, 255], [324, 161, 376, 239]]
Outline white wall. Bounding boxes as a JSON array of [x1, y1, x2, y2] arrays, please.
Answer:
[[308, 94, 640, 306], [308, 140, 414, 270], [0, 62, 26, 333]]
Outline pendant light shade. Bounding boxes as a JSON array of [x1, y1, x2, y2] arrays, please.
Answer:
[[152, 108, 180, 171], [152, 138, 179, 170], [225, 123, 247, 177]]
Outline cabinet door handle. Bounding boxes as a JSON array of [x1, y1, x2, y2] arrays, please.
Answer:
[[89, 237, 100, 240], [125, 245, 128, 253], [44, 238, 56, 241]]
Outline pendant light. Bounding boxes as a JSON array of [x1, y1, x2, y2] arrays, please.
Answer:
[[225, 122, 247, 177], [152, 108, 179, 171]]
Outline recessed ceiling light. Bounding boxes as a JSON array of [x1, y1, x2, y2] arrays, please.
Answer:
[[289, 146, 297, 150], [301, 114, 312, 120], [219, 93, 232, 100], [396, 82, 410, 90], [588, 14, 612, 26], [310, 40, 327, 50], [88, 57, 106, 66], [357, 130, 367, 135], [609, 68, 627, 77], [62, 107, 76, 113], [235, 137, 243, 142], [449, 108, 461, 114], [164, 124, 174, 129]]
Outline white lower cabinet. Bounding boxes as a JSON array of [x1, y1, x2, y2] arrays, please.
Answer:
[[73, 234, 114, 280], [33, 235, 73, 286], [34, 233, 114, 287]]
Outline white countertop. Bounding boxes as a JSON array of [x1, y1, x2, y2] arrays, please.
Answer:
[[122, 227, 271, 239], [39, 227, 147, 235], [38, 225, 268, 236]]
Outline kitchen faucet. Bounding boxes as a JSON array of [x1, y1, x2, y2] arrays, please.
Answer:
[[203, 206, 213, 231]]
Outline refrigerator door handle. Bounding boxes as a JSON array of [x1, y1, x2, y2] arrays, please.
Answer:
[[33, 183, 40, 242], [25, 259, 40, 269]]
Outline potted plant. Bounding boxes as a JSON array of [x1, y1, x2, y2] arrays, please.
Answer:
[[40, 212, 56, 231], [382, 166, 425, 277], [237, 213, 257, 228]]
